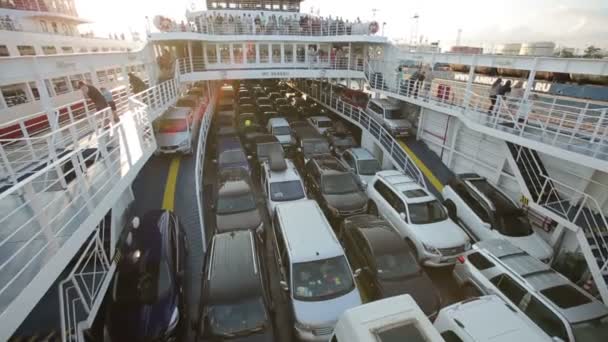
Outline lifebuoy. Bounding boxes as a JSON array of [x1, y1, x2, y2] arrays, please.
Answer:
[[369, 21, 379, 34]]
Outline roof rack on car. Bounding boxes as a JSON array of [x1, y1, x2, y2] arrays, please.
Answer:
[[269, 151, 287, 172]]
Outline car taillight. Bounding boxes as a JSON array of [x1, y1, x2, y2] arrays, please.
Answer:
[[457, 255, 466, 264]]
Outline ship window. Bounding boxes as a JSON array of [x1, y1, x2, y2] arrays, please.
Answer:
[[96, 70, 107, 83], [17, 45, 36, 56], [284, 44, 293, 63], [40, 20, 48, 33], [29, 82, 41, 101], [79, 47, 88, 53], [52, 77, 71, 95], [107, 69, 116, 82], [272, 44, 281, 63], [42, 46, 57, 55], [1, 84, 30, 107], [69, 74, 84, 90], [84, 73, 93, 84], [91, 47, 99, 52], [206, 44, 217, 63], [61, 46, 74, 54], [0, 45, 9, 57], [219, 44, 229, 63], [259, 44, 269, 63], [51, 22, 58, 33], [246, 43, 255, 63], [61, 23, 69, 35], [233, 44, 243, 64], [116, 68, 124, 81], [102, 47, 109, 52]]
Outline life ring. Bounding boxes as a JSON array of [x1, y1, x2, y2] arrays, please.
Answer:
[[369, 21, 379, 34]]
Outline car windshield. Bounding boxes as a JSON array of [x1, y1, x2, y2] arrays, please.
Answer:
[[155, 119, 188, 133], [375, 249, 420, 280], [208, 297, 268, 336], [113, 251, 172, 305], [572, 315, 608, 342], [496, 212, 533, 237], [408, 200, 447, 224], [385, 109, 405, 119], [216, 192, 256, 215], [292, 256, 355, 301], [273, 126, 290, 136], [322, 174, 360, 195], [302, 140, 330, 155], [257, 143, 283, 159], [317, 120, 332, 128], [357, 159, 380, 176], [219, 150, 246, 165], [270, 180, 305, 202]]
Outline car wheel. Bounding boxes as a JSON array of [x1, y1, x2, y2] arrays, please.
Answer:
[[367, 201, 378, 216]]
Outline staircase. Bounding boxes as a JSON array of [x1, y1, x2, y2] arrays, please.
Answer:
[[505, 142, 608, 303]]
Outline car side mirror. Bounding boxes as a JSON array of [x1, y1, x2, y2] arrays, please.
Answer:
[[354, 268, 363, 277], [399, 212, 406, 221], [279, 280, 289, 292]]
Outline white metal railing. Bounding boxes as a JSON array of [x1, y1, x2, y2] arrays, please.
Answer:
[[510, 144, 608, 303], [59, 220, 112, 342], [129, 78, 181, 121], [0, 86, 130, 189], [293, 79, 426, 189], [176, 56, 366, 75], [194, 83, 217, 252], [366, 61, 608, 161]]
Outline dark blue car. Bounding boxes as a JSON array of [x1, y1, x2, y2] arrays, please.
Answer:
[[106, 210, 187, 342], [215, 136, 251, 174]]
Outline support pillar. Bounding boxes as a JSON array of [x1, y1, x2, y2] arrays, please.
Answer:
[[463, 55, 477, 108], [187, 41, 193, 72], [347, 42, 352, 70], [523, 57, 538, 101]]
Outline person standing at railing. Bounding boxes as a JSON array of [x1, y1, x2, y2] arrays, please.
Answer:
[[497, 80, 512, 113], [78, 81, 109, 113], [488, 78, 502, 113], [129, 73, 148, 95], [101, 87, 119, 122]]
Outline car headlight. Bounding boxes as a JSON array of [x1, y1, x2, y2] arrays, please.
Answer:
[[167, 306, 179, 333], [422, 243, 441, 255], [295, 320, 314, 332]]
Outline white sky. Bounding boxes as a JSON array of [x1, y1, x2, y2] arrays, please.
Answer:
[[75, 0, 608, 50]]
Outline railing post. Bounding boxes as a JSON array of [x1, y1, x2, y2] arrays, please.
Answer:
[[591, 108, 606, 143], [462, 56, 477, 109]]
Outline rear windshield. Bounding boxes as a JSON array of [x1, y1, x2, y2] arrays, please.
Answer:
[[257, 143, 283, 159], [408, 200, 447, 224], [317, 120, 332, 128], [208, 297, 268, 336], [219, 150, 246, 165], [322, 173, 360, 195], [302, 140, 330, 155], [385, 109, 405, 119], [155, 119, 188, 133], [273, 126, 290, 136], [292, 256, 355, 301], [270, 180, 305, 202], [217, 192, 256, 215], [357, 159, 380, 176]]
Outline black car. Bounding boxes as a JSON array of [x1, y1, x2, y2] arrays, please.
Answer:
[[339, 214, 442, 318], [304, 155, 368, 221], [293, 127, 331, 170], [197, 230, 274, 341], [106, 210, 188, 342], [237, 103, 257, 116], [213, 175, 263, 237]]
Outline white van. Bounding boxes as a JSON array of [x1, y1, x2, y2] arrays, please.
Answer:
[[267, 117, 293, 147], [154, 107, 195, 154], [365, 98, 412, 137], [272, 200, 361, 341], [331, 294, 443, 342]]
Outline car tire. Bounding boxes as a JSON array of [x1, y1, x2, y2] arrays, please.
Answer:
[[368, 201, 378, 216]]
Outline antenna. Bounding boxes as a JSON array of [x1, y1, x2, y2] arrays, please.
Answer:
[[456, 28, 462, 46]]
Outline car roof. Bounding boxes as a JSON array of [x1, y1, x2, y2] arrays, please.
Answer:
[[312, 155, 348, 173], [275, 200, 342, 263], [264, 159, 301, 183], [441, 295, 549, 342], [252, 134, 278, 144], [218, 179, 251, 196], [475, 239, 608, 323], [349, 147, 376, 160], [268, 117, 289, 126], [207, 231, 261, 302], [376, 171, 434, 204], [343, 215, 405, 253], [369, 98, 400, 109], [335, 294, 443, 342], [162, 106, 191, 119], [309, 115, 331, 121]]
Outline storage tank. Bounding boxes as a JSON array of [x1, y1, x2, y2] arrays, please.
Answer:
[[519, 42, 556, 57]]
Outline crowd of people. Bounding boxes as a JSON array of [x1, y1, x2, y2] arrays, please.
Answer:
[[0, 15, 18, 31], [184, 12, 376, 36]]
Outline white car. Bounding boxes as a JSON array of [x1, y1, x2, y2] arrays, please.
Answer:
[[366, 170, 470, 266], [260, 154, 307, 215], [267, 117, 294, 147], [153, 106, 195, 154], [307, 115, 333, 135], [434, 295, 551, 342], [442, 174, 554, 263], [339, 148, 381, 187]]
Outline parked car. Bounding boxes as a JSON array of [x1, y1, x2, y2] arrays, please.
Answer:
[[274, 97, 289, 107], [260, 153, 307, 215], [365, 98, 412, 137], [272, 200, 362, 341], [237, 96, 254, 106], [257, 106, 279, 125], [218, 84, 234, 107], [434, 295, 552, 342], [248, 134, 284, 175], [304, 155, 367, 221], [154, 106, 196, 154], [339, 214, 441, 317], [307, 115, 333, 135], [106, 210, 187, 342], [213, 175, 264, 239], [215, 138, 250, 174], [197, 230, 274, 341], [267, 117, 293, 148], [340, 148, 381, 187], [452, 239, 608, 342], [294, 128, 331, 170], [442, 174, 554, 263], [256, 96, 273, 109], [366, 170, 470, 267], [331, 295, 444, 342], [325, 131, 357, 156]]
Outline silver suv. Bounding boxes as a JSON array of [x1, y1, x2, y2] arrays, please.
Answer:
[[453, 239, 608, 342], [365, 98, 412, 137]]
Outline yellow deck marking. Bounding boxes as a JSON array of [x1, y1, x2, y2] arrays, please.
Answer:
[[162, 157, 181, 211], [398, 140, 444, 192]]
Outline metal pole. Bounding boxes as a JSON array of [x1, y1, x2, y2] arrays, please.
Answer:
[[463, 55, 477, 109], [523, 58, 538, 101], [188, 41, 194, 73]]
